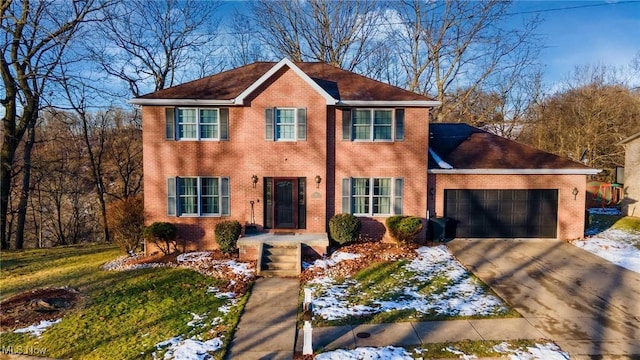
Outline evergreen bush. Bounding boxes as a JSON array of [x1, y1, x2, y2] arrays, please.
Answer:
[[214, 220, 242, 254], [329, 213, 361, 245], [386, 215, 423, 244], [144, 222, 178, 255]]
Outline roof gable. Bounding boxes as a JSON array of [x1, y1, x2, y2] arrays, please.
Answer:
[[130, 59, 439, 107]]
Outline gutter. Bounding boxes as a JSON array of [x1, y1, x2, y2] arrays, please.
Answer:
[[428, 168, 602, 175]]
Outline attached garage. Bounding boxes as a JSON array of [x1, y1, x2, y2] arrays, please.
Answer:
[[444, 189, 558, 238], [428, 124, 600, 240]]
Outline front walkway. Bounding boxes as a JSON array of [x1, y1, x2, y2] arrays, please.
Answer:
[[225, 277, 299, 360]]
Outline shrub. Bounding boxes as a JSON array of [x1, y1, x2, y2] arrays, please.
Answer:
[[106, 196, 145, 254], [329, 213, 361, 245], [144, 222, 178, 255], [215, 220, 242, 254], [386, 215, 423, 244]]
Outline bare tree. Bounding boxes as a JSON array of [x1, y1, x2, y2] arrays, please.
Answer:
[[389, 0, 542, 122], [521, 66, 640, 181], [250, 0, 382, 71], [228, 9, 267, 67], [1, 0, 109, 249], [91, 0, 222, 97]]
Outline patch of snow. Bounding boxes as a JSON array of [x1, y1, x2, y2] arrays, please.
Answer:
[[494, 342, 570, 360], [572, 229, 640, 273], [177, 252, 212, 263], [315, 346, 413, 360], [305, 251, 361, 270], [13, 319, 62, 337], [307, 245, 507, 321], [445, 346, 478, 359], [588, 207, 622, 216], [429, 147, 454, 169], [102, 254, 169, 271], [154, 336, 223, 360]]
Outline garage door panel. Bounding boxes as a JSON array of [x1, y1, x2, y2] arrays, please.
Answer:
[[444, 189, 558, 238]]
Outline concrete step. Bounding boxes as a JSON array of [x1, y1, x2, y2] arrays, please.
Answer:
[[259, 269, 299, 278], [263, 262, 297, 271], [259, 243, 300, 277]]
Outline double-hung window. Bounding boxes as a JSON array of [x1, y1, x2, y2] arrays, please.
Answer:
[[167, 177, 230, 216], [342, 108, 404, 141], [342, 177, 403, 216], [265, 107, 307, 141], [165, 107, 229, 141]]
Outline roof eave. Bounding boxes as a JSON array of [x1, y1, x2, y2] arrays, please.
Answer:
[[618, 131, 640, 145], [338, 100, 441, 107], [129, 98, 236, 106], [428, 168, 602, 175]]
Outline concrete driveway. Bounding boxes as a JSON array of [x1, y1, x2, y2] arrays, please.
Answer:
[[447, 239, 640, 360]]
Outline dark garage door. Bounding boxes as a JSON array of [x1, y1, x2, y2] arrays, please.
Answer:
[[444, 189, 558, 238]]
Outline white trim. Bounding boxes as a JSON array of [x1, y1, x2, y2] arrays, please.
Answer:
[[235, 58, 337, 105], [338, 100, 441, 107], [428, 168, 602, 175], [129, 98, 236, 106]]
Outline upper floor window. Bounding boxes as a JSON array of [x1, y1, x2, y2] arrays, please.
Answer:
[[167, 176, 230, 216], [165, 107, 229, 141], [342, 108, 404, 142], [265, 107, 306, 141]]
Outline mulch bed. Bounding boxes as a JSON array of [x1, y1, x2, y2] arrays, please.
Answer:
[[0, 287, 81, 332]]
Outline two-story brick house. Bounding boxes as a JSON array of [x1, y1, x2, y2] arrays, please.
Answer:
[[132, 58, 598, 261], [131, 59, 438, 256]]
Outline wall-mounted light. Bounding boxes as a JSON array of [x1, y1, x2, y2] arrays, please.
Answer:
[[572, 187, 579, 200], [314, 175, 322, 189], [251, 174, 258, 188]]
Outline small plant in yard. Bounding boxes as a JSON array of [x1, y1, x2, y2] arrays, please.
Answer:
[[329, 213, 361, 246], [106, 195, 145, 254], [215, 220, 242, 254], [144, 222, 178, 255], [386, 215, 423, 244]]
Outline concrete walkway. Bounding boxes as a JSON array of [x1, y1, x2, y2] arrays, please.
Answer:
[[225, 277, 300, 360], [295, 318, 546, 353]]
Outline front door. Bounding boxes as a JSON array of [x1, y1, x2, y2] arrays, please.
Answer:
[[274, 178, 298, 228]]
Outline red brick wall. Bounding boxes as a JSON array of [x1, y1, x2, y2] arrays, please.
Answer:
[[332, 107, 430, 242], [429, 173, 588, 240], [143, 67, 329, 251]]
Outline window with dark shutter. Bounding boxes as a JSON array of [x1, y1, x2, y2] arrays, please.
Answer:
[[167, 177, 177, 215], [342, 109, 352, 140], [265, 108, 274, 140], [395, 109, 404, 141], [297, 108, 307, 140], [220, 108, 229, 140], [341, 178, 351, 213], [165, 108, 176, 140]]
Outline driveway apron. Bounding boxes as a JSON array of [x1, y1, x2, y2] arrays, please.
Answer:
[[448, 239, 640, 359]]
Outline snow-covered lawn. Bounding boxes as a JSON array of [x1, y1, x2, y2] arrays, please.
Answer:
[[572, 209, 640, 273], [305, 245, 510, 323], [315, 342, 570, 360]]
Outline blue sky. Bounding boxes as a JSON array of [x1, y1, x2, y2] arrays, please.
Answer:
[[510, 1, 640, 85]]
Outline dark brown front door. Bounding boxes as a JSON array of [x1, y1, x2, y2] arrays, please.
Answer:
[[274, 178, 298, 228]]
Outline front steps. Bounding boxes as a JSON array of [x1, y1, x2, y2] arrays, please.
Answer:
[[258, 243, 301, 277]]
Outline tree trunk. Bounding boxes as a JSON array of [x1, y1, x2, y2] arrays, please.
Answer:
[[15, 124, 36, 249]]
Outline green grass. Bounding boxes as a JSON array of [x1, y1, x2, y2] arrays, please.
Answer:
[[612, 216, 640, 232], [306, 260, 518, 327], [0, 244, 249, 359], [412, 339, 556, 358]]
